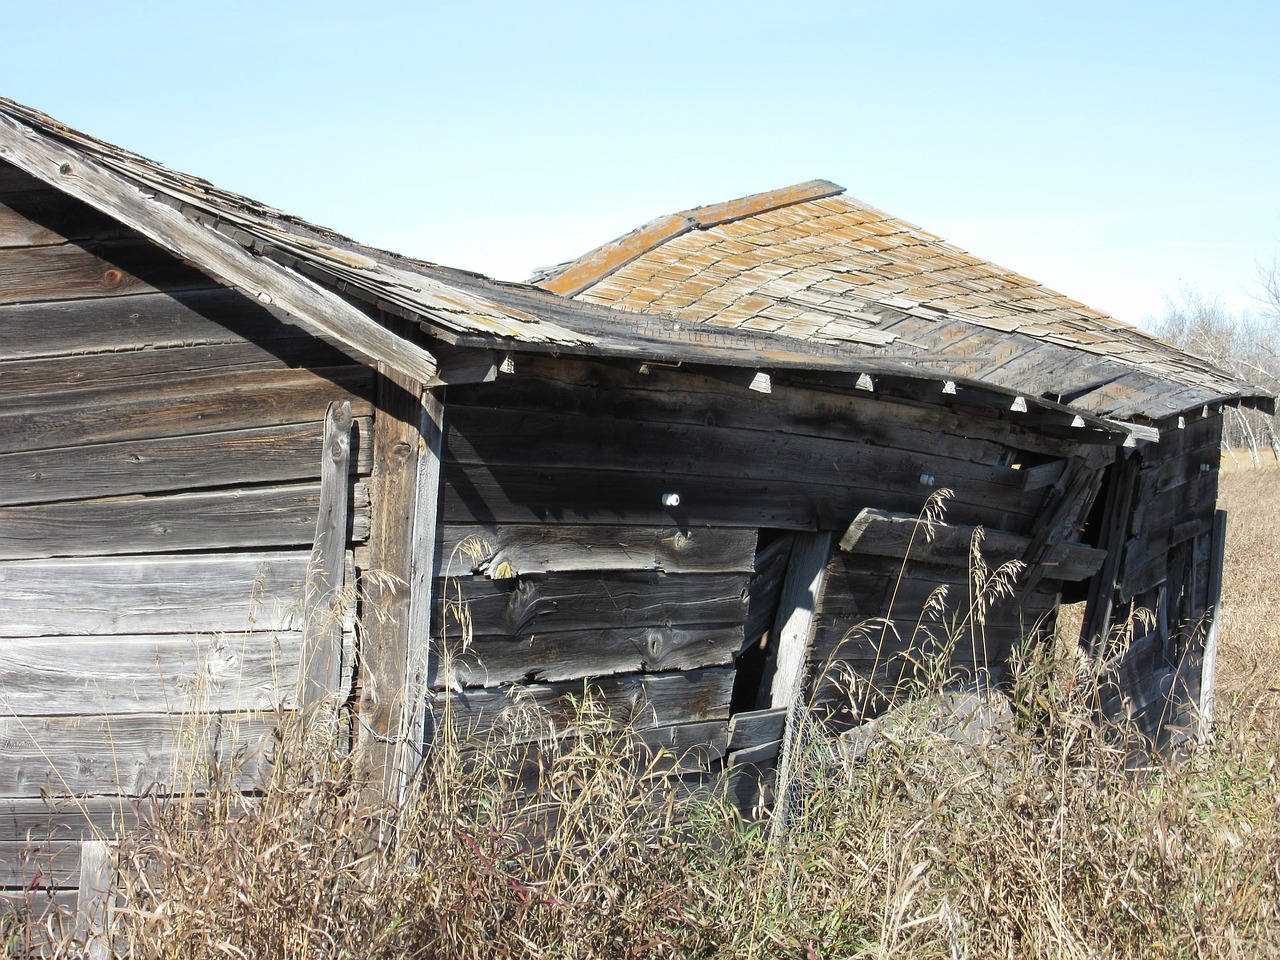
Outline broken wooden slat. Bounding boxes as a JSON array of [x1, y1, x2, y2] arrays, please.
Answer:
[[839, 508, 1105, 582], [727, 707, 787, 751], [442, 624, 744, 688], [432, 667, 735, 745], [769, 532, 833, 710]]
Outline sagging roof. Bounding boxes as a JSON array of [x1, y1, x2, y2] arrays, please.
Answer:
[[535, 181, 1274, 423]]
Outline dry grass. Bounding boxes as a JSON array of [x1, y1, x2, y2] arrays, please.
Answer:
[[1216, 460, 1280, 719], [6, 467, 1280, 959]]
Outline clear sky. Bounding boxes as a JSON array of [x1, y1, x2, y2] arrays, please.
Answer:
[[4, 1, 1278, 329]]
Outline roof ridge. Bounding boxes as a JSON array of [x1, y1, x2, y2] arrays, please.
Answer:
[[538, 180, 845, 297]]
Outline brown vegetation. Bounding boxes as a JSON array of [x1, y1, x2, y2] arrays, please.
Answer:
[[5, 469, 1280, 959]]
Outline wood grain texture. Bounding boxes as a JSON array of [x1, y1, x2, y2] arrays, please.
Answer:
[[0, 338, 355, 400], [0, 632, 309, 716], [0, 712, 274, 798], [0, 287, 326, 362], [441, 463, 1035, 533], [0, 419, 372, 509], [357, 365, 425, 791], [769, 532, 833, 709], [0, 364, 374, 456], [0, 238, 210, 306], [0, 189, 133, 248], [439, 624, 744, 688], [448, 356, 1080, 460], [0, 550, 309, 637], [302, 401, 353, 704], [437, 572, 750, 637], [0, 482, 370, 560], [445, 405, 1033, 502], [438, 523, 757, 577], [0, 839, 81, 887], [431, 667, 734, 743], [0, 796, 149, 844]]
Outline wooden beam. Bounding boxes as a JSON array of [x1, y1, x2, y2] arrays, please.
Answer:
[[0, 113, 439, 384], [301, 400, 353, 705], [75, 840, 114, 960], [769, 532, 833, 710], [396, 388, 445, 797], [1198, 509, 1228, 739]]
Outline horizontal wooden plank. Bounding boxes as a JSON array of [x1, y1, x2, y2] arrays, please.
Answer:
[[445, 406, 1035, 504], [0, 481, 370, 560], [0, 632, 334, 715], [840, 508, 1104, 581], [0, 188, 135, 248], [438, 523, 756, 577], [430, 667, 735, 744], [0, 796, 149, 844], [0, 364, 374, 455], [0, 237, 211, 305], [0, 551, 309, 637], [0, 338, 356, 401], [0, 287, 330, 362], [0, 840, 81, 888], [0, 418, 372, 508], [436, 572, 749, 638], [439, 624, 744, 688], [442, 463, 1035, 533], [0, 712, 275, 798], [448, 355, 1068, 460]]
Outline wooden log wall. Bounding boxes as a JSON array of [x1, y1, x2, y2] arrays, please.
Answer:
[[437, 354, 1106, 777], [0, 162, 375, 907], [1086, 411, 1225, 744]]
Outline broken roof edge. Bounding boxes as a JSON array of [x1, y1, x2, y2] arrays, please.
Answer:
[[536, 180, 845, 297]]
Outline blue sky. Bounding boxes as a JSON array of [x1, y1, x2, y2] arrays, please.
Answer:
[[4, 1, 1278, 328]]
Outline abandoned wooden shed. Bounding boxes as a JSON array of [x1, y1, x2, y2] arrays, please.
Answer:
[[0, 98, 1271, 923]]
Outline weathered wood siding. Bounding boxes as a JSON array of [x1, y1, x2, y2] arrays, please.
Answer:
[[437, 355, 1107, 772], [0, 162, 374, 898], [1085, 412, 1225, 743]]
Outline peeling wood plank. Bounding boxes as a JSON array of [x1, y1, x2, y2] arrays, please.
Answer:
[[0, 551, 309, 638], [438, 523, 757, 577], [437, 572, 749, 637], [0, 419, 372, 508], [0, 482, 370, 560], [441, 624, 744, 688], [432, 667, 735, 743]]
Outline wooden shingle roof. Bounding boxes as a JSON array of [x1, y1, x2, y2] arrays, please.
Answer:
[[537, 181, 1273, 422]]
